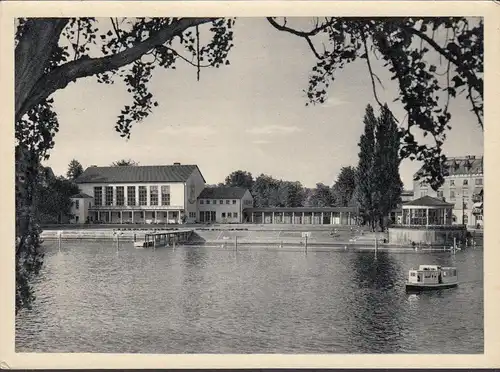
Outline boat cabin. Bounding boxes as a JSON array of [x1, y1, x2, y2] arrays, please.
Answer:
[[407, 265, 457, 285]]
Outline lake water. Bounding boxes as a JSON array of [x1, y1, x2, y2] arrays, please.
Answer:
[[15, 242, 483, 353]]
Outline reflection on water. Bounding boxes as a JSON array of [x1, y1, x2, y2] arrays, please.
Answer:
[[16, 242, 483, 354]]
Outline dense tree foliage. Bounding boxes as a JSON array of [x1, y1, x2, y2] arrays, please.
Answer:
[[308, 183, 335, 207], [355, 104, 403, 230], [36, 176, 80, 224], [66, 159, 84, 180], [373, 105, 404, 228], [331, 166, 357, 207], [355, 105, 379, 230], [224, 170, 254, 189], [111, 159, 139, 166]]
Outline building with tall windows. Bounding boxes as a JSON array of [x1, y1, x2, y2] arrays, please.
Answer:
[[412, 155, 483, 228], [74, 163, 206, 224]]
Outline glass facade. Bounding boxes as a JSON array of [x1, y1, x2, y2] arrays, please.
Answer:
[[116, 186, 124, 206], [127, 186, 136, 206], [150, 186, 158, 206], [139, 186, 147, 206], [94, 187, 102, 206], [105, 186, 113, 206], [161, 186, 170, 206]]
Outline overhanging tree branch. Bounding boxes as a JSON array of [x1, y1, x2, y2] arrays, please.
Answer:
[[266, 17, 326, 59], [16, 17, 216, 122], [401, 23, 483, 98]]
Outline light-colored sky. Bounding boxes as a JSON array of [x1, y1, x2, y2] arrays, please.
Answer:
[[45, 18, 483, 189]]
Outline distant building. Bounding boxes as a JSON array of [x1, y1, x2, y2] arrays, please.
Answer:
[[413, 155, 483, 228], [197, 187, 253, 223], [244, 207, 359, 225], [69, 193, 94, 224], [74, 163, 206, 224]]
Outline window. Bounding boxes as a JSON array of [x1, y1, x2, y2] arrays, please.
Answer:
[[222, 212, 226, 218], [234, 212, 238, 218], [139, 186, 147, 206], [232, 200, 236, 204], [475, 178, 483, 186], [150, 186, 158, 206], [89, 202, 91, 208], [450, 190, 456, 199], [421, 190, 428, 197], [227, 212, 232, 218], [127, 186, 136, 206], [105, 186, 113, 206], [94, 187, 102, 206], [463, 179, 468, 186], [226, 200, 230, 204], [212, 200, 216, 204], [437, 190, 444, 198], [200, 200, 204, 204], [463, 189, 469, 197], [116, 186, 124, 206], [450, 180, 455, 187], [219, 200, 223, 204], [161, 186, 170, 206], [75, 200, 80, 210]]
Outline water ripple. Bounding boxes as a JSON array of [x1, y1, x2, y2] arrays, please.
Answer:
[[16, 243, 483, 353]]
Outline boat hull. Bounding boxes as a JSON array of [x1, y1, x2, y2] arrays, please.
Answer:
[[405, 282, 458, 292]]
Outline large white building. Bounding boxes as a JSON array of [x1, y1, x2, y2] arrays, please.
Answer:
[[73, 163, 206, 224], [412, 155, 483, 228]]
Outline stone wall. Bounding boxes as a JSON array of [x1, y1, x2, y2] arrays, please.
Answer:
[[388, 226, 467, 245]]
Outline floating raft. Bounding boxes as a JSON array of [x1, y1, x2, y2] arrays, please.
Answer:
[[134, 229, 193, 249]]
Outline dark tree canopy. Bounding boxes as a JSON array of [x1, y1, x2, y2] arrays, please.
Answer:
[[331, 166, 357, 207], [224, 170, 254, 189], [111, 158, 139, 166], [66, 159, 84, 180], [355, 104, 403, 230]]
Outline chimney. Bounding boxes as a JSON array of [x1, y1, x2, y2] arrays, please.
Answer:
[[173, 162, 181, 165]]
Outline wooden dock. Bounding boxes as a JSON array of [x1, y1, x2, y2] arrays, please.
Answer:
[[134, 229, 193, 249]]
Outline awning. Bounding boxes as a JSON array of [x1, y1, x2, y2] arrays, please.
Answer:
[[473, 202, 483, 208], [472, 208, 483, 215]]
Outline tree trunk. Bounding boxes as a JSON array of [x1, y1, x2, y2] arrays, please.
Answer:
[[16, 18, 69, 121]]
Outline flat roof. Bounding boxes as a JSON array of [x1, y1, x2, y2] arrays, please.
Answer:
[[244, 207, 359, 213]]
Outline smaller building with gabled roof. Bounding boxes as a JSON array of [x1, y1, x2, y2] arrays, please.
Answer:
[[197, 186, 254, 223]]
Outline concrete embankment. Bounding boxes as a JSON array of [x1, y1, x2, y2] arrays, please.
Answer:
[[39, 225, 481, 252]]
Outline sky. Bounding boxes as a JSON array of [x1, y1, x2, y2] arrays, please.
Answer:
[[44, 17, 483, 190]]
